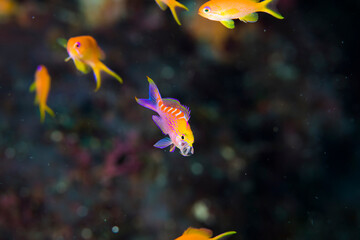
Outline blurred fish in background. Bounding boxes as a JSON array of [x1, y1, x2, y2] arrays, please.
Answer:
[[0, 0, 17, 22]]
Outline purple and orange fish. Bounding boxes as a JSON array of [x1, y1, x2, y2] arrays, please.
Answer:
[[29, 65, 55, 122], [136, 77, 194, 156], [62, 35, 123, 91], [175, 227, 236, 240]]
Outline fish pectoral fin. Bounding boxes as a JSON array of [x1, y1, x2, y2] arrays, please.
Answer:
[[169, 144, 176, 152], [56, 37, 68, 48], [154, 137, 173, 149], [240, 13, 259, 23], [155, 0, 168, 10], [74, 59, 91, 74], [29, 82, 36, 92], [220, 20, 235, 29]]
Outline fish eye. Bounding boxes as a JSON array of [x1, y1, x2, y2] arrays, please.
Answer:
[[181, 135, 185, 140], [74, 42, 81, 48], [203, 6, 211, 13]]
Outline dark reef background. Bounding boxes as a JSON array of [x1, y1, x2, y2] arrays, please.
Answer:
[[0, 0, 359, 239]]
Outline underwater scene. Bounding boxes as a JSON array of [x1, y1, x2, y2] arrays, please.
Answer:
[[0, 0, 358, 239]]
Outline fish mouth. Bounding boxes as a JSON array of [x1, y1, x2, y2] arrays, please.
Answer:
[[180, 143, 194, 157]]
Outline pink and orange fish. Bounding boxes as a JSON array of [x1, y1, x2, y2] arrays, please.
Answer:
[[136, 77, 194, 156], [155, 0, 188, 25], [199, 0, 284, 29], [175, 227, 236, 240], [29, 65, 55, 122], [64, 35, 123, 91]]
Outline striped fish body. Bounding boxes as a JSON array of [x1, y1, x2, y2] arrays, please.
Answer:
[[156, 97, 190, 135]]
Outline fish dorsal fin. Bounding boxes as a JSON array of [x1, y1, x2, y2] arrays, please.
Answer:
[[183, 227, 213, 238], [162, 98, 190, 120]]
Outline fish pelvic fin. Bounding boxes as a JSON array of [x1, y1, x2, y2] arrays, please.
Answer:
[[74, 59, 91, 74], [260, 0, 284, 19], [92, 61, 123, 92], [154, 137, 173, 149], [168, 0, 189, 25], [135, 77, 162, 112], [211, 231, 237, 240]]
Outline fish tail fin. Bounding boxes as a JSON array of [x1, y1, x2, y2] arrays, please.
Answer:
[[155, 0, 168, 10], [39, 105, 54, 123], [98, 61, 123, 84], [93, 61, 123, 91], [135, 76, 162, 112], [39, 105, 45, 123], [260, 0, 284, 19], [45, 105, 55, 117], [168, 0, 189, 25], [211, 231, 237, 240], [92, 66, 102, 92]]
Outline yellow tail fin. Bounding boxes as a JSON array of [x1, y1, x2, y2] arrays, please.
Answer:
[[260, 0, 284, 19], [46, 105, 55, 117], [168, 1, 189, 25], [92, 61, 123, 92], [40, 105, 55, 123]]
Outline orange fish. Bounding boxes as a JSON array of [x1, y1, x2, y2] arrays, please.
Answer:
[[155, 0, 189, 25], [65, 35, 123, 91], [175, 227, 236, 240], [29, 65, 55, 122], [199, 0, 284, 29]]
